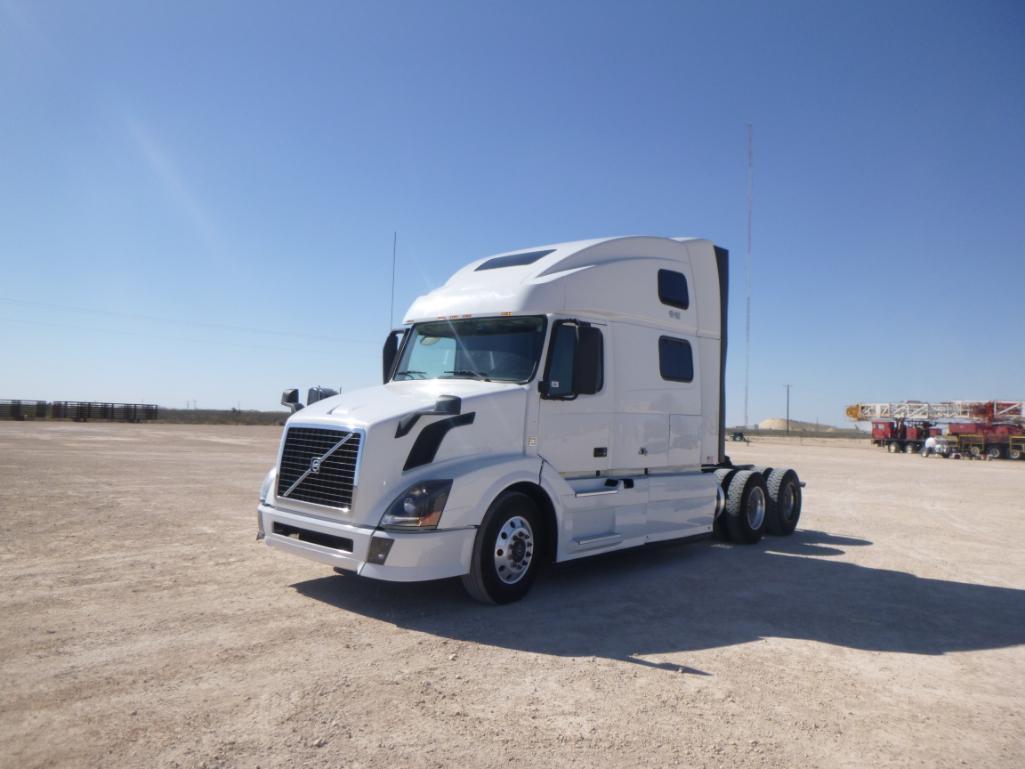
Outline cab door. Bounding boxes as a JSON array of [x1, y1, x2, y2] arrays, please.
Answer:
[[536, 319, 647, 550], [536, 319, 612, 476]]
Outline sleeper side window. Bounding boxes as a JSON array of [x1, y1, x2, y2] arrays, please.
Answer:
[[659, 336, 694, 382], [658, 269, 689, 310]]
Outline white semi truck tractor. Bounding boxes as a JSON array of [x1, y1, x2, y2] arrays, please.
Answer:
[[257, 236, 803, 603]]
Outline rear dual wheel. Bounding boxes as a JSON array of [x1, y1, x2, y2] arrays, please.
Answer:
[[717, 467, 802, 543], [765, 468, 802, 536], [724, 470, 768, 544], [713, 468, 737, 540]]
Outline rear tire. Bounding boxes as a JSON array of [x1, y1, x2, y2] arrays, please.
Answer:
[[986, 445, 1003, 460], [714, 468, 738, 487], [765, 468, 802, 536], [1009, 446, 1024, 460], [904, 443, 917, 454], [887, 442, 900, 454], [724, 470, 767, 544], [713, 468, 738, 540], [461, 491, 541, 604]]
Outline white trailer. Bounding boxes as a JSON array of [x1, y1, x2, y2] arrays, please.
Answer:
[[257, 236, 803, 603]]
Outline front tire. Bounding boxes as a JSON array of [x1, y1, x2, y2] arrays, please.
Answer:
[[724, 470, 768, 544], [461, 491, 541, 604]]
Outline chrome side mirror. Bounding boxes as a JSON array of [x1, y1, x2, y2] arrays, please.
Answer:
[[281, 388, 303, 414], [307, 386, 338, 406]]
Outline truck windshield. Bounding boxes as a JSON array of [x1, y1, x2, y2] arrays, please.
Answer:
[[393, 316, 547, 383]]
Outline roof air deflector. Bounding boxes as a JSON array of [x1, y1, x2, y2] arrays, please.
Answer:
[[475, 249, 555, 271]]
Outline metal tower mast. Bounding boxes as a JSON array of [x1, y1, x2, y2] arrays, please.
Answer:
[[745, 124, 753, 429]]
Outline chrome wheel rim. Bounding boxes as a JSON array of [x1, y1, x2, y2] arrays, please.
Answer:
[[494, 516, 534, 585], [779, 483, 796, 522], [746, 487, 766, 530]]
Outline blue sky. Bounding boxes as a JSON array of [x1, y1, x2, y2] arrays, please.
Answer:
[[1, 1, 1023, 424]]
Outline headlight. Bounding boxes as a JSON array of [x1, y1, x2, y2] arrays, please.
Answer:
[[380, 480, 453, 530], [260, 467, 276, 504]]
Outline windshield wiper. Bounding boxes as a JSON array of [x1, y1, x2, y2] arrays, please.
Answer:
[[443, 369, 491, 381], [393, 369, 427, 380]]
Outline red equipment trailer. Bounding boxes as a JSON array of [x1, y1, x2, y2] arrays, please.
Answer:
[[947, 421, 1025, 459]]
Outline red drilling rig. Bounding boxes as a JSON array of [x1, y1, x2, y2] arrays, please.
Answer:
[[845, 401, 1025, 459]]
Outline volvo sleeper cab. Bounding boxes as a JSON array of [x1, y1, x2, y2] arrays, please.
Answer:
[[257, 236, 802, 603]]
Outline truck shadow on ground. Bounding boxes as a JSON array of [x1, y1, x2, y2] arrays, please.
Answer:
[[293, 529, 1025, 668]]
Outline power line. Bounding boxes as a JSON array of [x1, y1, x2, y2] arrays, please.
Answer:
[[1, 316, 373, 355], [0, 296, 374, 344]]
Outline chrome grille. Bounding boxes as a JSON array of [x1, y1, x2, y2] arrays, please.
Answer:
[[277, 426, 361, 509]]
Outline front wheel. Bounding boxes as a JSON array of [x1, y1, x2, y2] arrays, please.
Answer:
[[986, 445, 1003, 460], [462, 491, 541, 604]]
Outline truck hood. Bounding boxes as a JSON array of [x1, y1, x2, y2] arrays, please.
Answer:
[[277, 379, 530, 526], [293, 379, 526, 427]]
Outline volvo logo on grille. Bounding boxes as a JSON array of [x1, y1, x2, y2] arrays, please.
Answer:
[[309, 456, 323, 474]]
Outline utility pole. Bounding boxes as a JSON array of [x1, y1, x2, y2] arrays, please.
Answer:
[[784, 384, 792, 436], [745, 123, 753, 429]]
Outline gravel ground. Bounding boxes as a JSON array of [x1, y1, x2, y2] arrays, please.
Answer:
[[1, 422, 1023, 769]]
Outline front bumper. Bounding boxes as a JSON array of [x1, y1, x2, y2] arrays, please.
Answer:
[[258, 503, 476, 582]]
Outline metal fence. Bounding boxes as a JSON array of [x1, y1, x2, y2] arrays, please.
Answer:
[[0, 399, 158, 422]]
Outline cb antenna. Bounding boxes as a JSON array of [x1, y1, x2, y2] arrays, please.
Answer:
[[389, 231, 397, 330]]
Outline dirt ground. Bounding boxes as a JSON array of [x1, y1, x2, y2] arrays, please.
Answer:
[[1, 423, 1023, 769]]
